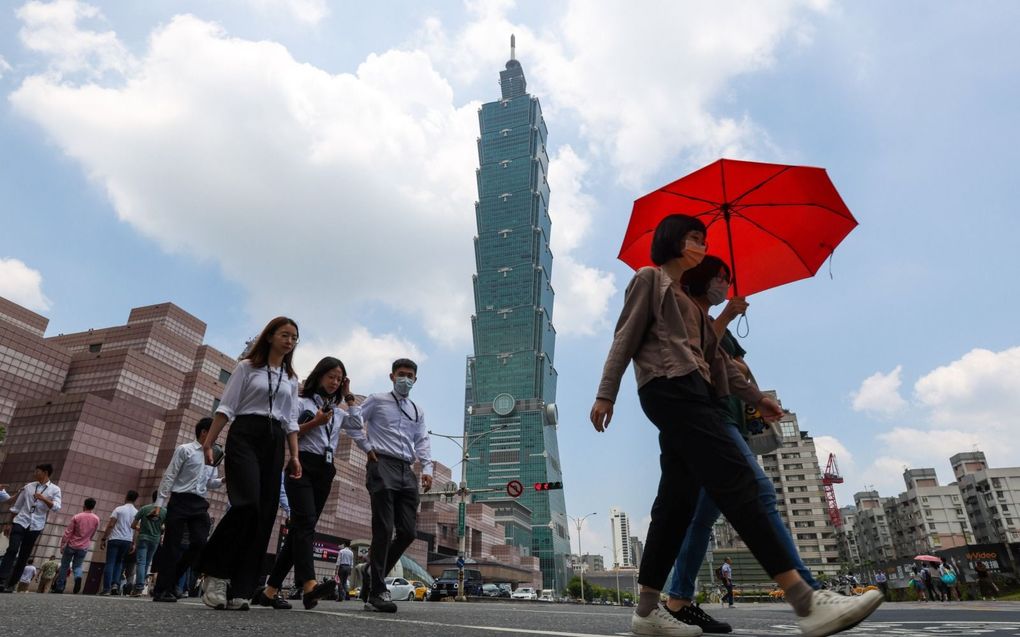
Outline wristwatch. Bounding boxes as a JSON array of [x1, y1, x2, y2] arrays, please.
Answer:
[[344, 394, 356, 404]]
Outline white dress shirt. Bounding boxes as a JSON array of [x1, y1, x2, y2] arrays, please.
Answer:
[[156, 441, 225, 508], [215, 360, 300, 433], [10, 480, 62, 531], [348, 392, 433, 476], [296, 395, 364, 455]]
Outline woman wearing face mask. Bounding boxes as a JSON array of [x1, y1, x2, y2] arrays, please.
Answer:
[[256, 357, 363, 610], [590, 215, 882, 637], [199, 317, 303, 611], [660, 256, 821, 634]]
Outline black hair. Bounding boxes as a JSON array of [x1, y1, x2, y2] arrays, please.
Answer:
[[392, 358, 418, 374], [301, 357, 347, 400], [151, 490, 159, 503], [126, 490, 139, 502], [681, 255, 731, 298], [195, 417, 213, 439], [84, 498, 97, 510], [35, 463, 54, 476], [650, 214, 707, 266]]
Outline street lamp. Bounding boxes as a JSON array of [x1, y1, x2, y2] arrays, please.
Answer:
[[604, 545, 620, 605], [568, 512, 597, 603]]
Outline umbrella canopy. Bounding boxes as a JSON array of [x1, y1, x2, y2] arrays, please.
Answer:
[[913, 555, 942, 563], [619, 159, 858, 297]]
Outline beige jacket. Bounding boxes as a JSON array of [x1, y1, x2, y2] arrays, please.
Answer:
[[596, 266, 764, 407]]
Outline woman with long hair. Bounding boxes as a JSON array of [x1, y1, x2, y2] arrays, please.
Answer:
[[199, 316, 303, 611], [256, 356, 362, 610], [591, 215, 882, 637]]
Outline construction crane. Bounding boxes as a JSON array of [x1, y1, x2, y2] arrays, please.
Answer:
[[821, 453, 844, 529]]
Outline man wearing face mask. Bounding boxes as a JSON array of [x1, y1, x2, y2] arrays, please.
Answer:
[[348, 358, 433, 613]]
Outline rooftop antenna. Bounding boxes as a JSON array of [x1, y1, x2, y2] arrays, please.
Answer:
[[511, 34, 516, 60]]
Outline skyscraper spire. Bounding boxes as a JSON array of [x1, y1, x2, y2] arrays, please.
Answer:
[[511, 34, 516, 60]]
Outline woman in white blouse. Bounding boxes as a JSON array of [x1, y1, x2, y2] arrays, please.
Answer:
[[257, 356, 363, 610], [198, 316, 303, 611]]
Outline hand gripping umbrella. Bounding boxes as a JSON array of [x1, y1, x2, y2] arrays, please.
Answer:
[[619, 159, 858, 297]]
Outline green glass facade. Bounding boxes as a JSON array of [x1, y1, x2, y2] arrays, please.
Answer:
[[465, 53, 570, 591]]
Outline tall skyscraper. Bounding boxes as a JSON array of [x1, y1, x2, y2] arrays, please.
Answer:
[[464, 36, 570, 590], [610, 507, 634, 568]]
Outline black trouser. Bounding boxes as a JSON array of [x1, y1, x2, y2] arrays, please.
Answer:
[[200, 414, 285, 599], [637, 374, 796, 590], [366, 454, 419, 596], [0, 524, 41, 588], [723, 580, 734, 604], [337, 564, 352, 600], [153, 493, 211, 595], [267, 451, 335, 589]]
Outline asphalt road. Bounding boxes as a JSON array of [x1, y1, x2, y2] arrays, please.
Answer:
[[2, 594, 1020, 636]]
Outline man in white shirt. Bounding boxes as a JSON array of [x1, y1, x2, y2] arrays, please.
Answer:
[[0, 464, 62, 593], [99, 490, 140, 595], [720, 558, 734, 608], [150, 418, 223, 602], [336, 544, 355, 601], [16, 559, 37, 593]]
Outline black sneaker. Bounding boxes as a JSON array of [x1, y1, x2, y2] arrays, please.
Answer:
[[152, 591, 178, 603], [303, 580, 337, 610], [668, 603, 733, 634], [365, 592, 397, 613], [253, 587, 292, 610]]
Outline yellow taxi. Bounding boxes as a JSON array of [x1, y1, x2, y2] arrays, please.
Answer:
[[410, 580, 428, 601]]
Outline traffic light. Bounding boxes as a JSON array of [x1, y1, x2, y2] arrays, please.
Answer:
[[533, 481, 563, 491]]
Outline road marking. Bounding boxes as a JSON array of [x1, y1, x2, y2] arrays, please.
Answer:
[[309, 608, 623, 637]]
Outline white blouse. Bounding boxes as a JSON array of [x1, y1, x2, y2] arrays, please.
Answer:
[[295, 395, 364, 455], [215, 360, 300, 433]]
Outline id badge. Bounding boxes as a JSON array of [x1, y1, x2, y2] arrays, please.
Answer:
[[325, 449, 334, 464]]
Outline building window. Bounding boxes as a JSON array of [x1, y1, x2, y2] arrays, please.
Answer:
[[89, 343, 102, 353], [218, 368, 232, 384]]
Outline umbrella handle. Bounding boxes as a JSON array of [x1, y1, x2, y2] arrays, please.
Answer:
[[735, 311, 749, 338]]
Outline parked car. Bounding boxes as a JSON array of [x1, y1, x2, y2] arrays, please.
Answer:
[[481, 583, 505, 597], [512, 586, 537, 600], [429, 568, 484, 601], [385, 577, 416, 601], [410, 580, 428, 601], [538, 589, 555, 602], [496, 583, 514, 597]]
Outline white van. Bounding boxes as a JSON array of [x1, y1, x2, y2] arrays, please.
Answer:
[[539, 589, 555, 602]]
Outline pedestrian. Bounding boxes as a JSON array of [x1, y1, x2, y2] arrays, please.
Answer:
[[122, 541, 138, 595], [938, 559, 959, 601], [924, 563, 942, 601], [15, 559, 37, 592], [37, 555, 59, 593], [150, 417, 224, 603], [720, 558, 735, 609], [590, 214, 883, 636], [348, 358, 434, 614], [99, 490, 139, 595], [198, 316, 303, 611], [0, 463, 62, 593], [131, 490, 166, 597], [663, 256, 824, 634], [51, 497, 101, 594], [974, 561, 997, 600], [875, 571, 888, 600], [257, 357, 363, 611], [337, 543, 355, 601]]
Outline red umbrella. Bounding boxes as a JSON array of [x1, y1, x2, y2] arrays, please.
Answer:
[[619, 158, 858, 297]]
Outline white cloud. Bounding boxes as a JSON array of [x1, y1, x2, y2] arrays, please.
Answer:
[[851, 365, 907, 417], [859, 455, 912, 496], [240, 0, 329, 25], [0, 55, 12, 78], [914, 346, 1020, 429], [16, 0, 131, 77], [293, 327, 426, 392], [0, 257, 52, 312]]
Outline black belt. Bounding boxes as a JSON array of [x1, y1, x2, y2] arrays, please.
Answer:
[[374, 452, 412, 465]]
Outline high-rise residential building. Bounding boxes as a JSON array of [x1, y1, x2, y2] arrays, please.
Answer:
[[759, 405, 841, 576], [887, 468, 973, 558], [568, 553, 605, 574], [951, 451, 1020, 544], [853, 490, 895, 564], [610, 507, 634, 568], [835, 505, 861, 567], [462, 37, 569, 591], [630, 536, 644, 567]]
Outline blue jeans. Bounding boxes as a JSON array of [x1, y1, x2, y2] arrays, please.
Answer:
[[667, 422, 819, 600], [53, 547, 87, 592], [102, 540, 132, 592], [134, 538, 158, 591]]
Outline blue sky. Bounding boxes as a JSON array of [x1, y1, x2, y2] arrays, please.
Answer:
[[2, 0, 1019, 561]]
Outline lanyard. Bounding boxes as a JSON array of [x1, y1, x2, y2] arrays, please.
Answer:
[[266, 365, 285, 421], [391, 393, 419, 422], [30, 483, 46, 513]]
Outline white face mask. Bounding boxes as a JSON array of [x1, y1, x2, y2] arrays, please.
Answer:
[[706, 278, 729, 306], [393, 377, 414, 396]]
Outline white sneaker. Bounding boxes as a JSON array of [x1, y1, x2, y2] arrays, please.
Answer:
[[798, 589, 883, 637], [632, 605, 704, 636], [202, 576, 229, 610], [226, 598, 250, 611]]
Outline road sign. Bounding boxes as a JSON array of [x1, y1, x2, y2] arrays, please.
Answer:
[[506, 480, 524, 498], [457, 556, 465, 569], [457, 501, 466, 538]]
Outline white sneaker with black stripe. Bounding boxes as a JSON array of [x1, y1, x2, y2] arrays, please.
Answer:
[[201, 576, 229, 610], [798, 589, 883, 637], [632, 604, 703, 636]]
